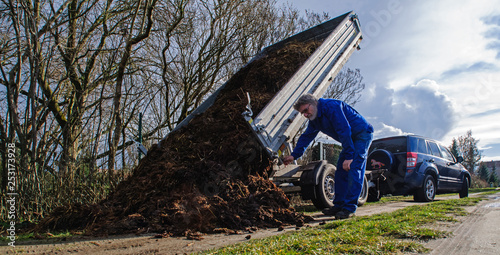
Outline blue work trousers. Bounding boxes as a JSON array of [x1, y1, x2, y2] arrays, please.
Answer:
[[333, 130, 373, 213]]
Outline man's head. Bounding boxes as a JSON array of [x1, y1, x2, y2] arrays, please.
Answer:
[[294, 94, 318, 120]]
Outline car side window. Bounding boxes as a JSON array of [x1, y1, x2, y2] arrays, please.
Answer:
[[428, 141, 442, 157], [417, 138, 428, 154], [439, 144, 455, 162]]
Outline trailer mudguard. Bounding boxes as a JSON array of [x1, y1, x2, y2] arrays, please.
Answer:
[[299, 160, 328, 200], [299, 160, 328, 185]]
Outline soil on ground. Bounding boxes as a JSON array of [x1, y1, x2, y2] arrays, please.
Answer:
[[34, 40, 323, 237]]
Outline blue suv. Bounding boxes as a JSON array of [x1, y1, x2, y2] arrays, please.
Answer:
[[366, 135, 471, 202]]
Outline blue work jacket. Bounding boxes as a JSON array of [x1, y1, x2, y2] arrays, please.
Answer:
[[291, 98, 373, 160]]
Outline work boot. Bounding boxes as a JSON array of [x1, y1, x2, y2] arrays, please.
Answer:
[[335, 209, 355, 220], [322, 206, 342, 216]]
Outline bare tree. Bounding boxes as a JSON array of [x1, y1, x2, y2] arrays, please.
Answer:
[[142, 0, 306, 139], [324, 68, 366, 105], [457, 130, 482, 174], [0, 0, 172, 219], [107, 0, 159, 177], [0, 0, 336, 221]]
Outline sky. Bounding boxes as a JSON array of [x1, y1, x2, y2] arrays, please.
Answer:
[[277, 0, 500, 161]]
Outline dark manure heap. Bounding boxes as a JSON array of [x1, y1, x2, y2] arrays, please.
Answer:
[[36, 40, 322, 237]]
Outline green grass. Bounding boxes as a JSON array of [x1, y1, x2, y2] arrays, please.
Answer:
[[469, 187, 500, 195], [369, 194, 413, 204], [200, 197, 482, 254], [0, 229, 77, 243]]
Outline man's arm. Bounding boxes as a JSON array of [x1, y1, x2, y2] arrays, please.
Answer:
[[290, 125, 319, 160]]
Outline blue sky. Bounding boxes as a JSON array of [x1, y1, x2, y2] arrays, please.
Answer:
[[278, 0, 500, 161]]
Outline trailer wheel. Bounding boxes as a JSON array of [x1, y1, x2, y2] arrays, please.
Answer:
[[309, 164, 336, 209], [357, 175, 368, 206], [367, 187, 381, 202]]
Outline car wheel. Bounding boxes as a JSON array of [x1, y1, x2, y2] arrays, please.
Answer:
[[459, 177, 469, 198], [357, 175, 369, 206], [414, 175, 436, 202], [309, 164, 336, 209]]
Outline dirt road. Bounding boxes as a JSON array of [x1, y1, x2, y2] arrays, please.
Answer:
[[2, 192, 499, 255], [425, 193, 500, 255]]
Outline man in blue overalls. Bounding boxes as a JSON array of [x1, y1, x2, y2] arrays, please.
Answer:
[[282, 94, 373, 219]]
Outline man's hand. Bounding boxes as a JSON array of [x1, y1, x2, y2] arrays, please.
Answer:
[[282, 155, 294, 165], [343, 159, 353, 171]]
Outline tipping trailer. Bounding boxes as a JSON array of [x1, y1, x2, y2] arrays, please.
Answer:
[[153, 11, 369, 210], [240, 11, 369, 209]]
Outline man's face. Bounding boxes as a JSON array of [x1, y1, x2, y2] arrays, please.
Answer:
[[298, 103, 317, 120]]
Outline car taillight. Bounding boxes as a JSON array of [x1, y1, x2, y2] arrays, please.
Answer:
[[407, 152, 417, 168]]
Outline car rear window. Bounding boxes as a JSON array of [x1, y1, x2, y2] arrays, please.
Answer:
[[370, 137, 407, 154], [409, 137, 428, 154]]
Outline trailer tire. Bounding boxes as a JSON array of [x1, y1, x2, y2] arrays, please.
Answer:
[[357, 175, 368, 206], [367, 187, 381, 202], [309, 164, 336, 209]]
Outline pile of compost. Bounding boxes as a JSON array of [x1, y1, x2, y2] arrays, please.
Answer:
[[36, 40, 322, 237]]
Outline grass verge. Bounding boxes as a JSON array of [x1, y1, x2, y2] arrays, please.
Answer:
[[200, 197, 483, 254], [0, 229, 76, 243]]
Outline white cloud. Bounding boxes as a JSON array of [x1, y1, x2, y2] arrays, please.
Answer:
[[443, 111, 500, 158], [439, 71, 500, 117], [391, 79, 457, 140], [279, 0, 500, 159], [357, 79, 456, 141], [372, 122, 409, 139], [356, 82, 394, 121], [384, 0, 499, 89], [350, 0, 500, 159]]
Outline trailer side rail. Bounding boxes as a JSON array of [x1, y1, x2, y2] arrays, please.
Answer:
[[244, 11, 362, 159]]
